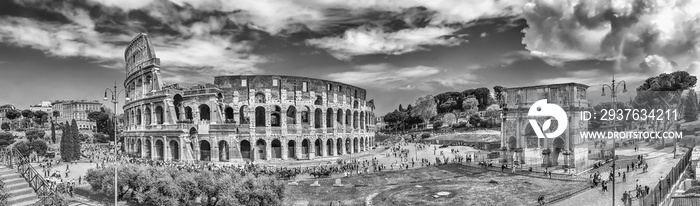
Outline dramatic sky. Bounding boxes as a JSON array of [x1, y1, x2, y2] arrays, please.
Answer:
[[1, 0, 700, 115]]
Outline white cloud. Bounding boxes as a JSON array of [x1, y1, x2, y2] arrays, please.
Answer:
[[307, 26, 461, 60], [328, 64, 476, 91]]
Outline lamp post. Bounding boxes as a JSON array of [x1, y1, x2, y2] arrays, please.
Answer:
[[104, 81, 129, 206], [601, 74, 626, 206]]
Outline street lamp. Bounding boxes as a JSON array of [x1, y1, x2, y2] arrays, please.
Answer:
[[601, 74, 626, 206], [104, 81, 129, 206]]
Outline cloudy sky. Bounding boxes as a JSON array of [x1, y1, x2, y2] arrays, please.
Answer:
[[1, 0, 700, 115]]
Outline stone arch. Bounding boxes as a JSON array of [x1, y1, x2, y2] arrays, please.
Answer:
[[200, 140, 211, 161], [155, 139, 164, 160], [239, 105, 249, 124], [314, 108, 322, 128], [326, 108, 333, 128], [255, 92, 265, 103], [145, 139, 152, 159], [287, 106, 297, 124], [137, 139, 142, 155], [508, 136, 517, 149], [199, 104, 211, 121], [360, 112, 365, 129], [337, 109, 343, 125], [360, 137, 364, 151], [224, 107, 234, 122], [145, 75, 153, 92], [155, 106, 164, 124], [314, 139, 322, 156], [353, 111, 359, 129], [353, 137, 359, 153], [240, 140, 251, 160], [345, 109, 351, 127], [255, 106, 266, 127], [169, 140, 180, 161], [255, 139, 267, 160], [302, 139, 310, 158], [301, 106, 310, 124], [144, 107, 152, 125], [174, 94, 183, 120], [353, 100, 358, 109], [326, 138, 334, 156], [130, 110, 135, 126], [271, 139, 282, 159], [288, 140, 296, 159], [336, 138, 343, 154], [271, 106, 281, 126], [345, 138, 352, 154], [185, 106, 193, 120], [314, 95, 323, 105], [218, 140, 229, 162], [552, 137, 565, 166]]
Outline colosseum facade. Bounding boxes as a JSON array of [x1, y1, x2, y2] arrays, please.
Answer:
[[122, 33, 377, 162]]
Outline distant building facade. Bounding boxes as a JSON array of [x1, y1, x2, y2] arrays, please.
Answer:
[[0, 104, 16, 127], [52, 100, 103, 130], [29, 101, 53, 112]]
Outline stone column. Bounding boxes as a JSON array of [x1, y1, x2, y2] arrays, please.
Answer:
[[265, 140, 272, 161], [295, 139, 302, 160], [164, 138, 171, 161], [321, 109, 326, 133], [338, 138, 345, 155], [330, 139, 336, 156], [281, 140, 288, 160], [151, 104, 156, 125], [321, 139, 327, 157], [212, 140, 220, 162], [151, 137, 156, 160], [140, 137, 146, 158]]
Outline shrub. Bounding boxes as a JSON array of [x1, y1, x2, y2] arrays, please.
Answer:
[[421, 133, 431, 139], [0, 123, 8, 131], [0, 132, 15, 148]]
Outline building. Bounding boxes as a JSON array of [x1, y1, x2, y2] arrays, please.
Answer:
[[29, 101, 53, 112], [52, 100, 103, 130], [501, 83, 589, 171], [122, 33, 377, 162], [0, 104, 16, 127]]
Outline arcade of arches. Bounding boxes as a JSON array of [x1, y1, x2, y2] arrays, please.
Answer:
[[125, 136, 375, 162]]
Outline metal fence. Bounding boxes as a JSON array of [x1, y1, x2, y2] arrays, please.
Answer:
[[0, 147, 55, 196], [671, 196, 700, 206], [638, 146, 693, 206]]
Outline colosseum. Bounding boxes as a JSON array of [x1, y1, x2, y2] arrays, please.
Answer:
[[122, 33, 377, 162]]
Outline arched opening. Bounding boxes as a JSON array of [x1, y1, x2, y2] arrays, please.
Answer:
[[552, 137, 565, 166], [130, 111, 135, 126], [239, 105, 249, 124], [286, 106, 297, 125], [345, 109, 351, 128], [337, 109, 343, 126], [185, 106, 193, 120], [336, 138, 343, 154], [255, 106, 266, 127], [314, 95, 323, 105], [145, 75, 153, 92], [360, 138, 364, 151], [217, 93, 223, 101], [271, 139, 282, 159], [360, 112, 365, 129], [353, 111, 359, 129], [301, 106, 310, 125], [169, 140, 180, 161], [301, 139, 310, 159], [173, 94, 183, 120], [353, 100, 358, 109], [240, 140, 251, 160], [136, 78, 143, 96], [145, 139, 152, 159], [144, 107, 152, 125], [314, 108, 322, 128], [345, 138, 352, 154], [508, 136, 517, 149], [326, 139, 333, 156], [255, 93, 265, 103], [155, 140, 164, 160], [137, 139, 142, 155], [218, 141, 229, 162], [353, 137, 359, 153], [288, 140, 296, 159], [136, 109, 142, 125], [314, 139, 321, 156], [155, 106, 164, 124], [271, 106, 281, 127], [225, 107, 234, 122], [199, 104, 211, 121], [255, 139, 267, 160], [326, 108, 333, 128], [200, 140, 211, 161]]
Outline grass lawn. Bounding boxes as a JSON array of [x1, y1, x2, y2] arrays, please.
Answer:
[[284, 164, 587, 206]]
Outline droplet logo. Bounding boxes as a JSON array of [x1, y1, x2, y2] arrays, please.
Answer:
[[528, 99, 568, 139]]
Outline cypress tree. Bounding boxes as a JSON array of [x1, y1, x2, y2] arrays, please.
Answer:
[[50, 121, 56, 144], [70, 119, 81, 160], [684, 90, 698, 122], [60, 121, 73, 162]]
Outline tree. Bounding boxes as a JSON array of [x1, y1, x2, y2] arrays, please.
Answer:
[[462, 97, 479, 115], [494, 86, 506, 106], [398, 104, 404, 112], [60, 121, 73, 162], [0, 132, 15, 148], [70, 119, 81, 160], [21, 109, 33, 119], [52, 110, 60, 118], [33, 111, 48, 126], [51, 121, 56, 144], [1, 122, 8, 131], [406, 104, 413, 112], [684, 90, 698, 122], [5, 109, 21, 130], [25, 129, 45, 142], [412, 95, 438, 128]]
